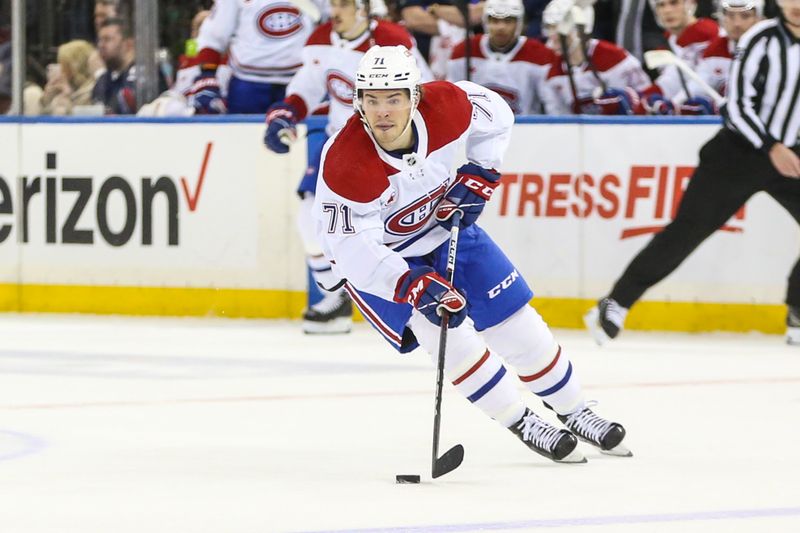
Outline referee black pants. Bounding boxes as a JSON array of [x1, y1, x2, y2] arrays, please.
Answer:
[[609, 128, 800, 309]]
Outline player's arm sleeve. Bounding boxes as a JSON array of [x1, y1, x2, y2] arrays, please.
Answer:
[[540, 77, 570, 115], [609, 54, 651, 92], [285, 47, 329, 118], [455, 80, 514, 170], [654, 64, 684, 100], [314, 177, 409, 301], [685, 58, 716, 98], [723, 34, 775, 151], [196, 0, 239, 56]]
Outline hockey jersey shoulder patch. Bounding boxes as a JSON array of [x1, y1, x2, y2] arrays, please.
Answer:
[[589, 40, 628, 71], [306, 22, 334, 46], [677, 18, 720, 47], [450, 35, 485, 60], [360, 21, 414, 50], [322, 116, 393, 203], [418, 81, 472, 154], [703, 35, 732, 59], [512, 39, 555, 66]]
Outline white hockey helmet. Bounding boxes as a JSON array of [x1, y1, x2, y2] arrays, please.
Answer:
[[543, 0, 576, 35], [353, 45, 422, 131], [648, 0, 697, 28], [718, 0, 763, 16], [482, 0, 526, 38]]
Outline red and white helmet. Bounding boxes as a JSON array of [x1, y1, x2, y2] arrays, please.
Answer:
[[483, 0, 526, 38]]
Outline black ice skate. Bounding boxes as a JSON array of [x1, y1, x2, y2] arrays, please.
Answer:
[[557, 402, 632, 457], [786, 305, 800, 346], [302, 291, 353, 334], [583, 297, 628, 346], [509, 408, 585, 463]]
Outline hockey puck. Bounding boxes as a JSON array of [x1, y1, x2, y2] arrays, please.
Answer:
[[395, 474, 421, 484]]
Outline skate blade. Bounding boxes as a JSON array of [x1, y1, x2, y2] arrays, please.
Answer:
[[555, 449, 587, 464], [786, 327, 800, 345], [601, 444, 633, 457], [302, 317, 352, 335], [583, 307, 609, 346]]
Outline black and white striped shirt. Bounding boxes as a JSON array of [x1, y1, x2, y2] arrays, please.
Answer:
[[723, 18, 800, 152]]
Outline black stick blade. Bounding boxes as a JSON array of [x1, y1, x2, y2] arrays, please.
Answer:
[[432, 444, 464, 478]]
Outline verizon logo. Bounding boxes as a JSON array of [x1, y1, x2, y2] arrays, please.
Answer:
[[495, 166, 745, 239]]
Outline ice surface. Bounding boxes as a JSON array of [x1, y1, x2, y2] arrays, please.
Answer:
[[0, 314, 798, 533]]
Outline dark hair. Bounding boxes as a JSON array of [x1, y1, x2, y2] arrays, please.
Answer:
[[100, 17, 132, 39]]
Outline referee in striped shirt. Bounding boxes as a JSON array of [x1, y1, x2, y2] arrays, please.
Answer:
[[585, 0, 800, 345]]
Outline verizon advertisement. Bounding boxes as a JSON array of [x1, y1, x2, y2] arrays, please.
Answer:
[[484, 122, 797, 305], [0, 122, 306, 291]]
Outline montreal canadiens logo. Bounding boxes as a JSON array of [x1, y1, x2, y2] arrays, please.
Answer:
[[326, 71, 354, 105], [385, 184, 447, 236], [257, 4, 303, 38]]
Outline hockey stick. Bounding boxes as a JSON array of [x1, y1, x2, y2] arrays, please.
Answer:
[[644, 50, 725, 107], [431, 210, 465, 479], [572, 5, 607, 93], [559, 33, 582, 114]]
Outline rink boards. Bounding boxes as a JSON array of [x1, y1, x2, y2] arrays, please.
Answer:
[[0, 116, 792, 332]]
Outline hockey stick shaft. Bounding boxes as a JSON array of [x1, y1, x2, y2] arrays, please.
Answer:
[[431, 210, 464, 479], [559, 34, 582, 114], [644, 50, 725, 107]]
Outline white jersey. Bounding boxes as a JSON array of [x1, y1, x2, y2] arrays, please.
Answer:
[[542, 39, 651, 115], [447, 34, 555, 115], [654, 18, 722, 101], [313, 80, 514, 301], [197, 0, 327, 84], [686, 35, 733, 99], [285, 19, 431, 136]]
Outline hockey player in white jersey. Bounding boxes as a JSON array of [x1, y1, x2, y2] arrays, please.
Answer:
[[683, 0, 764, 111], [189, 0, 327, 114], [640, 0, 722, 114], [264, 0, 431, 333], [313, 45, 631, 462], [446, 0, 554, 114], [540, 0, 652, 115]]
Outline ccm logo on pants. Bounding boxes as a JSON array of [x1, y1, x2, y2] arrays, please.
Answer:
[[488, 270, 519, 299]]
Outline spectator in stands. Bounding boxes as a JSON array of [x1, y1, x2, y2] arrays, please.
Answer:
[[91, 17, 141, 114], [523, 0, 553, 39], [398, 0, 483, 63], [94, 0, 122, 35], [41, 40, 97, 115], [0, 39, 10, 114]]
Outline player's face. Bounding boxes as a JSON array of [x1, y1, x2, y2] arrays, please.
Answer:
[[779, 0, 800, 28], [361, 89, 413, 148], [94, 4, 117, 33], [655, 0, 690, 32], [722, 8, 759, 40], [487, 17, 518, 49], [331, 0, 359, 34]]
